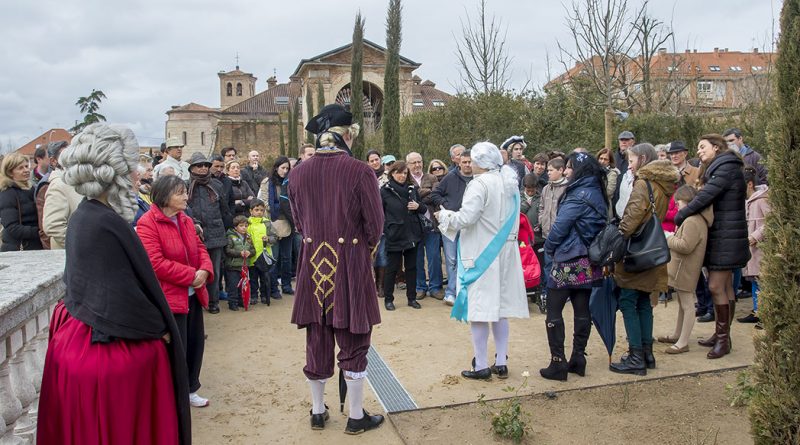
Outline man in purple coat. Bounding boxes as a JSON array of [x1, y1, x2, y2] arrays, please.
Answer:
[[288, 104, 385, 434]]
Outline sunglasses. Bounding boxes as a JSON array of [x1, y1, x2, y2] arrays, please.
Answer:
[[431, 166, 445, 171]]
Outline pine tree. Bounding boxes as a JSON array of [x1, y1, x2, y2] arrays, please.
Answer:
[[278, 113, 286, 157], [749, 1, 800, 442], [351, 11, 366, 160], [317, 81, 325, 111], [383, 0, 402, 152], [70, 89, 107, 133], [305, 86, 315, 144]]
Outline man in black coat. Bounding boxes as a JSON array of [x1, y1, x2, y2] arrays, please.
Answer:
[[240, 150, 268, 195], [429, 150, 473, 306], [210, 154, 235, 229], [188, 153, 232, 314]]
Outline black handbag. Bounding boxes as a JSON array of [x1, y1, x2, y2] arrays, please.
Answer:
[[588, 220, 626, 267], [623, 180, 671, 273]]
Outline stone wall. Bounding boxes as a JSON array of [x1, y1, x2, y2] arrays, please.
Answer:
[[215, 119, 305, 161], [165, 112, 219, 159], [0, 250, 66, 443]]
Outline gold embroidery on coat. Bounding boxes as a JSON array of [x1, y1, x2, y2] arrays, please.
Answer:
[[310, 242, 338, 314]]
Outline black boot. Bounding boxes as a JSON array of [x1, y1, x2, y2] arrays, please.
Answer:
[[344, 409, 385, 435], [609, 347, 647, 376], [642, 342, 656, 369], [540, 318, 568, 381], [568, 316, 591, 377]]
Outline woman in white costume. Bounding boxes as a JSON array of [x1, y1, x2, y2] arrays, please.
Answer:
[[436, 142, 529, 380]]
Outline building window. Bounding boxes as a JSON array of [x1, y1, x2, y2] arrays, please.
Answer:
[[751, 66, 764, 71], [413, 100, 425, 107], [709, 65, 721, 72], [226, 83, 233, 96], [182, 131, 187, 145], [729, 66, 742, 72], [275, 97, 289, 105], [432, 100, 445, 107], [697, 81, 713, 96], [236, 83, 243, 96], [201, 132, 205, 146]]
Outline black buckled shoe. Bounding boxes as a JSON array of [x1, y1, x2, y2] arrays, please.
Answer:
[[491, 365, 508, 379], [461, 367, 492, 380], [344, 409, 384, 435], [384, 301, 396, 311], [310, 405, 330, 430]]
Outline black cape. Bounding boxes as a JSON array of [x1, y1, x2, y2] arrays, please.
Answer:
[[63, 199, 191, 445]]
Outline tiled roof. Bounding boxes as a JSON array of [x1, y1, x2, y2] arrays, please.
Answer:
[[550, 49, 774, 87], [220, 81, 302, 115], [166, 102, 219, 114], [412, 80, 454, 111], [15, 129, 72, 156], [291, 39, 420, 77]]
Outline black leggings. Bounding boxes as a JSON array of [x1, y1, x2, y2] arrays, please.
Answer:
[[173, 294, 205, 393], [383, 246, 418, 303], [546, 288, 591, 323]]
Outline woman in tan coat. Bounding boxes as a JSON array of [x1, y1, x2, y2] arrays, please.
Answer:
[[659, 185, 713, 353], [611, 144, 678, 375]]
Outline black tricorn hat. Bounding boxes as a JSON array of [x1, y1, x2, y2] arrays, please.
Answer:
[[305, 104, 353, 134]]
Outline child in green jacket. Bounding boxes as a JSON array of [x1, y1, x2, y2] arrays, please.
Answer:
[[225, 215, 254, 310], [247, 199, 277, 305]]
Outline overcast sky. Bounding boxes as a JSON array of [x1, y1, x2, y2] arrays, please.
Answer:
[[0, 0, 780, 151]]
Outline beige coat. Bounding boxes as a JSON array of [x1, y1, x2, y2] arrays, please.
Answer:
[[42, 169, 84, 249], [667, 206, 713, 291], [743, 185, 770, 277], [614, 160, 679, 293], [539, 177, 568, 239]]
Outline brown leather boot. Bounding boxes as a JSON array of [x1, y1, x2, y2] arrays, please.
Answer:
[[707, 304, 731, 359]]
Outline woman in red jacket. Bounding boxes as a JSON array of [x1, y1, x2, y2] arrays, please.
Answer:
[[138, 175, 214, 408]]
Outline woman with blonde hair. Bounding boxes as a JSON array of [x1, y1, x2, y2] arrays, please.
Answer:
[[428, 158, 448, 181], [0, 152, 43, 251], [38, 123, 190, 444]]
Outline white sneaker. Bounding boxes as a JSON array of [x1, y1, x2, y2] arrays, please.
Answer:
[[444, 295, 455, 306], [189, 392, 209, 407]]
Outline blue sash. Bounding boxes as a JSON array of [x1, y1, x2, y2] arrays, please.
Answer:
[[451, 193, 520, 322]]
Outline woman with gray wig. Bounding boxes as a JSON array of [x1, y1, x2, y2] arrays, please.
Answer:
[[38, 124, 191, 444]]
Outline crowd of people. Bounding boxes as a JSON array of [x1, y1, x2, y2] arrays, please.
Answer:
[[0, 114, 769, 441]]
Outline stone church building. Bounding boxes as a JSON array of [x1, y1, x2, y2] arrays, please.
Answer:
[[166, 39, 452, 160]]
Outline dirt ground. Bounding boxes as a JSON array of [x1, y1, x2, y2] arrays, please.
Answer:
[[193, 287, 759, 444]]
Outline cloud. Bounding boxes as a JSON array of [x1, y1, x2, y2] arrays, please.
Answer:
[[0, 0, 779, 148]]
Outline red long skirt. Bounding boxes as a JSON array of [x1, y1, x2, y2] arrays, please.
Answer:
[[37, 301, 179, 445]]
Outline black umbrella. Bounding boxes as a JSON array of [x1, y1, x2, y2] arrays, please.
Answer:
[[589, 276, 618, 364], [339, 369, 346, 413]]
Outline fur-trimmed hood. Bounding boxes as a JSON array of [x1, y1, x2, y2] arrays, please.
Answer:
[[636, 160, 680, 196], [0, 177, 30, 192]]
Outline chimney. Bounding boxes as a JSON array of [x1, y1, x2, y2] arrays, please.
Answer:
[[713, 47, 719, 53], [658, 47, 667, 54], [753, 48, 759, 54], [724, 48, 729, 52], [693, 49, 697, 53], [685, 49, 690, 53], [266, 76, 277, 89]]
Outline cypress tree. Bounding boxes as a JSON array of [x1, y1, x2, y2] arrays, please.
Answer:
[[305, 86, 314, 144], [286, 103, 295, 157], [351, 11, 366, 160], [278, 112, 286, 157], [291, 97, 301, 155], [383, 0, 402, 152], [750, 1, 800, 443], [317, 81, 325, 111]]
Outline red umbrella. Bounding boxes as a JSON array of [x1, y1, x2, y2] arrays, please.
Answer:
[[238, 264, 251, 311]]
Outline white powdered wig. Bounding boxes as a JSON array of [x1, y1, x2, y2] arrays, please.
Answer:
[[60, 123, 140, 222], [471, 141, 519, 197]]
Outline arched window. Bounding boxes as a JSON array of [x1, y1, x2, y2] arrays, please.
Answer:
[[201, 132, 205, 146], [236, 83, 243, 96], [182, 131, 187, 145], [226, 82, 233, 96]]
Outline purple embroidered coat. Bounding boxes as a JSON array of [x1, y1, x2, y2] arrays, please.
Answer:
[[289, 150, 384, 334]]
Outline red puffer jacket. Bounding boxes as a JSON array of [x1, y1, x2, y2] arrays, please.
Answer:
[[136, 205, 213, 313]]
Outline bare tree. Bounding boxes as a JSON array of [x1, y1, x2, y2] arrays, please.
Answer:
[[558, 0, 643, 149], [454, 0, 512, 95], [626, 1, 672, 112]]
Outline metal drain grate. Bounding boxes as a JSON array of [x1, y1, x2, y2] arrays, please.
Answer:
[[365, 346, 418, 413]]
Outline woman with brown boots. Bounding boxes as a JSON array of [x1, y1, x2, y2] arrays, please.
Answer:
[[675, 134, 750, 359]]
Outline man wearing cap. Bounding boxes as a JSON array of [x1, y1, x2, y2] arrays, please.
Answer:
[[667, 141, 700, 188], [38, 141, 81, 249], [187, 152, 231, 314], [153, 137, 190, 180], [378, 155, 395, 187], [289, 104, 385, 434]]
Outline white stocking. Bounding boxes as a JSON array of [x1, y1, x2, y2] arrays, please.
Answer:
[[470, 322, 490, 370], [491, 318, 510, 366], [345, 377, 364, 420], [309, 379, 327, 415]]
